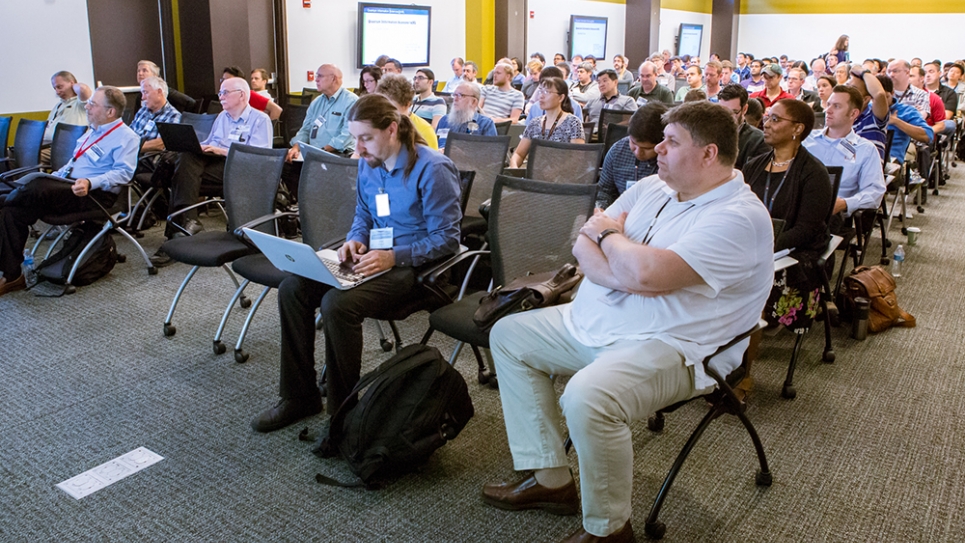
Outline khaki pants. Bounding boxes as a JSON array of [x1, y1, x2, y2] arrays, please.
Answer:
[[490, 305, 696, 537]]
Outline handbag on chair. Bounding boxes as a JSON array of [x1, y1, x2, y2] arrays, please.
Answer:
[[472, 263, 584, 332]]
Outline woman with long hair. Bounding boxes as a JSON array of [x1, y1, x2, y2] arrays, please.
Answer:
[[356, 65, 381, 96], [830, 35, 850, 64], [743, 99, 833, 334], [509, 77, 585, 167], [815, 75, 836, 111]]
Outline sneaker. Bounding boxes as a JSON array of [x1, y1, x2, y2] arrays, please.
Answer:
[[251, 396, 323, 433], [149, 247, 175, 268]]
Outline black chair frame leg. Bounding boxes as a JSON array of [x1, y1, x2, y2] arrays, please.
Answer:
[[782, 334, 805, 399]]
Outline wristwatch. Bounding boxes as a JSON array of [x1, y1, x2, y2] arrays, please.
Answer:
[[596, 228, 620, 247]]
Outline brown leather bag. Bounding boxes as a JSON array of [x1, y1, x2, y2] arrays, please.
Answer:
[[843, 266, 916, 333]]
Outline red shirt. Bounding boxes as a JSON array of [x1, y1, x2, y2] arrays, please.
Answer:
[[925, 90, 946, 125], [248, 90, 269, 111], [750, 89, 795, 110]]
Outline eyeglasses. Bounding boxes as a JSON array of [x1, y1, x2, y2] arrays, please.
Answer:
[[412, 75, 428, 81], [762, 114, 799, 125], [452, 92, 478, 99], [218, 89, 242, 97]]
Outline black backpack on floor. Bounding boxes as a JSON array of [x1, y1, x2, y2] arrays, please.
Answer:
[[313, 344, 475, 488], [36, 222, 117, 286]]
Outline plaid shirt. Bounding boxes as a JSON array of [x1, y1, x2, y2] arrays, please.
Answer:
[[596, 137, 659, 209], [130, 101, 181, 141]]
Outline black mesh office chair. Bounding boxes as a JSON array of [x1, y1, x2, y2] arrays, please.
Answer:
[[2, 123, 85, 190], [443, 132, 511, 240], [223, 146, 359, 362], [597, 109, 634, 146], [419, 175, 597, 385], [160, 144, 286, 341], [0, 116, 11, 156], [526, 139, 604, 185], [493, 120, 512, 136], [0, 119, 46, 187], [602, 123, 629, 164]]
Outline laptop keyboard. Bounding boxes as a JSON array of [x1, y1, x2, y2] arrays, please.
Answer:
[[322, 257, 365, 283]]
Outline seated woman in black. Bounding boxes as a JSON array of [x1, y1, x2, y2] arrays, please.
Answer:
[[744, 99, 833, 334]]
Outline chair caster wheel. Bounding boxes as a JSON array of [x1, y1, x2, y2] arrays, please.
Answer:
[[148, 266, 158, 275], [781, 385, 796, 399], [932, 189, 939, 196], [756, 469, 773, 486], [164, 323, 177, 337], [117, 254, 127, 263], [240, 296, 252, 309], [134, 231, 144, 239], [477, 370, 490, 385], [901, 227, 908, 235], [380, 339, 394, 352], [488, 375, 499, 389], [234, 350, 249, 363], [880, 258, 890, 266], [917, 206, 925, 213], [213, 341, 226, 355], [885, 239, 892, 248], [648, 414, 665, 432], [823, 350, 835, 363], [644, 521, 666, 540], [64, 285, 76, 295]]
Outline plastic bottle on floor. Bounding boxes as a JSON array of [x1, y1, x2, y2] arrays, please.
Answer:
[[22, 250, 37, 288], [890, 245, 904, 278]]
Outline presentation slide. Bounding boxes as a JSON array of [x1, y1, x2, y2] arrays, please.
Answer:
[[359, 3, 431, 68], [677, 24, 703, 58], [569, 16, 607, 59]]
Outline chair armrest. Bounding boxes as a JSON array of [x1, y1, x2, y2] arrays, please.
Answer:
[[702, 320, 767, 408], [0, 164, 44, 186], [416, 249, 490, 289], [167, 198, 225, 222], [819, 235, 844, 266], [233, 211, 296, 238]]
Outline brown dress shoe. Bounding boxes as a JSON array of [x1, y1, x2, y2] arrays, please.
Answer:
[[481, 473, 580, 516], [561, 520, 635, 542], [0, 274, 26, 297]]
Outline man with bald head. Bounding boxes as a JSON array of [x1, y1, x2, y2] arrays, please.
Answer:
[[152, 77, 272, 266], [281, 63, 358, 197], [627, 61, 674, 106], [887, 59, 930, 120]]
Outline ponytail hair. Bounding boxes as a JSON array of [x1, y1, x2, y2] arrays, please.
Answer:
[[348, 93, 426, 178]]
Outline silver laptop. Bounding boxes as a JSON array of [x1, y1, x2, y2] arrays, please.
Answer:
[[242, 228, 388, 290]]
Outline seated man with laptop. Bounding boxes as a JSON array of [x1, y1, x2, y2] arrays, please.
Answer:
[[250, 93, 462, 433], [150, 77, 272, 267]]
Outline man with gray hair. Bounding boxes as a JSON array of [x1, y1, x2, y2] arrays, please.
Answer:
[[43, 71, 92, 146], [131, 76, 181, 153], [0, 86, 139, 296], [569, 61, 601, 107], [135, 60, 196, 113], [152, 77, 272, 266], [434, 81, 497, 149]]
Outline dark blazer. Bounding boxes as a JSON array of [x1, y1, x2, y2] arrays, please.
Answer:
[[800, 89, 823, 112], [743, 144, 833, 255], [736, 122, 770, 171]]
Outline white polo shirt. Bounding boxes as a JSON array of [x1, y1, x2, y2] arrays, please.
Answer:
[[563, 172, 773, 390]]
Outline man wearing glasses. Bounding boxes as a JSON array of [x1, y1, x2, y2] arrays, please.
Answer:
[[0, 86, 139, 296], [151, 77, 272, 267], [410, 68, 447, 130], [434, 81, 497, 149]]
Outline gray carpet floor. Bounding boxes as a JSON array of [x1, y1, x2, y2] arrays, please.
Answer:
[[1, 164, 964, 542]]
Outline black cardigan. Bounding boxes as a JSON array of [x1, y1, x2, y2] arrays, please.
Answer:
[[744, 145, 833, 255]]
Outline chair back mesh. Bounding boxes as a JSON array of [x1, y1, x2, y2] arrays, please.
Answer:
[[298, 146, 359, 249], [284, 104, 310, 142], [526, 139, 604, 185], [598, 109, 634, 144], [825, 166, 843, 222], [0, 117, 11, 151], [444, 132, 510, 218], [49, 123, 87, 171], [494, 120, 512, 135], [222, 144, 287, 232], [12, 119, 46, 170], [181, 112, 218, 141], [489, 175, 597, 286], [603, 124, 629, 160]]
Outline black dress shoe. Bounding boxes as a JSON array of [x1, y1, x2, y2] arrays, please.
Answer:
[[561, 520, 635, 543], [184, 218, 203, 236], [251, 396, 323, 433], [149, 248, 175, 268], [482, 473, 579, 515]]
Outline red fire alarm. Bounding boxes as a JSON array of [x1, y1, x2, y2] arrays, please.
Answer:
[[303, 0, 311, 7], [307, 70, 314, 82], [530, 10, 534, 18]]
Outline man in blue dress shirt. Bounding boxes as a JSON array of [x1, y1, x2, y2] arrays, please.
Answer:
[[0, 86, 139, 296], [152, 77, 272, 266], [252, 94, 463, 432]]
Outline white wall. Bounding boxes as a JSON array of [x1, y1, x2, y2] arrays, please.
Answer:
[[737, 13, 965, 64], [0, 0, 95, 114], [658, 9, 712, 61], [285, 0, 465, 93], [526, 0, 627, 70]]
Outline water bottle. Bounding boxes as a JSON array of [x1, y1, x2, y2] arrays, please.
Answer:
[[22, 250, 37, 288], [890, 244, 904, 278]]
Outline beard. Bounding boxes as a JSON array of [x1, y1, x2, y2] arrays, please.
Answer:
[[447, 107, 475, 127]]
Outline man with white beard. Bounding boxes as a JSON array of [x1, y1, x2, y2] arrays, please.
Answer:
[[434, 81, 497, 149]]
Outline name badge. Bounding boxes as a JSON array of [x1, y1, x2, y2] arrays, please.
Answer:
[[625, 180, 637, 191], [370, 227, 393, 250], [375, 192, 391, 217], [228, 126, 251, 143], [310, 117, 325, 139], [436, 128, 450, 140], [84, 144, 104, 162], [636, 97, 648, 107], [145, 120, 156, 133]]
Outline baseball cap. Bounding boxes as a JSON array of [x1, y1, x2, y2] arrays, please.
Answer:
[[762, 64, 783, 78]]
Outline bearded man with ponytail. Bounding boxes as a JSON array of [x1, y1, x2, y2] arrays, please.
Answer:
[[252, 93, 463, 433]]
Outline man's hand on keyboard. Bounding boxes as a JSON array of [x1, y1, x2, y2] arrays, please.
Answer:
[[338, 240, 368, 264], [353, 250, 395, 276]]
